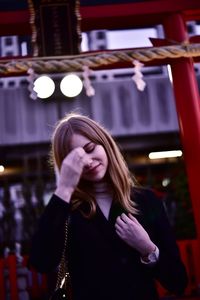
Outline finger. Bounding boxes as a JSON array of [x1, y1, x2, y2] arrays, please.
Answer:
[[73, 148, 92, 168], [128, 213, 140, 224], [120, 213, 131, 224], [115, 227, 124, 238], [84, 159, 93, 168], [115, 223, 124, 233], [116, 230, 124, 239], [82, 157, 92, 167], [64, 147, 85, 163], [72, 149, 88, 168], [116, 216, 127, 228], [75, 147, 86, 159]]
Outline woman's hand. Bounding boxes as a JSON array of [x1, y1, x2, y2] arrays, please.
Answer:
[[115, 213, 156, 256], [55, 147, 90, 202]]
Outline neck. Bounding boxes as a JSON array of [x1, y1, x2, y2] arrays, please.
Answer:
[[91, 181, 113, 220], [91, 181, 112, 196]]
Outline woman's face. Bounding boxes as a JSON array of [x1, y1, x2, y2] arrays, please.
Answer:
[[70, 133, 108, 182]]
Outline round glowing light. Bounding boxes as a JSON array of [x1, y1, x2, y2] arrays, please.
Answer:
[[33, 76, 55, 99], [60, 74, 83, 97], [0, 165, 5, 172], [162, 178, 171, 187]]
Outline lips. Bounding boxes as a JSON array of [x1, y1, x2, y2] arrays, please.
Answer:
[[86, 163, 101, 174]]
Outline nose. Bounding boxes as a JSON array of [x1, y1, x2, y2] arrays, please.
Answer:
[[87, 159, 93, 168]]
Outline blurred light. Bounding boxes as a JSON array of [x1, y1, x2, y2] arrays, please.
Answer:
[[21, 41, 28, 56], [60, 74, 83, 97], [162, 178, 171, 187], [33, 75, 55, 99], [107, 28, 157, 49], [0, 165, 5, 172], [167, 64, 173, 83], [81, 32, 89, 52], [149, 150, 182, 159]]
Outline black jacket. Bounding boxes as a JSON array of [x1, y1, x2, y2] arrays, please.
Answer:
[[29, 188, 188, 300]]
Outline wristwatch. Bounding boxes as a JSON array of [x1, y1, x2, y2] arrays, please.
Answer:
[[140, 246, 159, 265]]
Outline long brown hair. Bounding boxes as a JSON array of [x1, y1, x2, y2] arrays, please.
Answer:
[[51, 113, 138, 217]]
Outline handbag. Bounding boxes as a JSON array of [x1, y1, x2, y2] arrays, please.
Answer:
[[49, 217, 72, 300]]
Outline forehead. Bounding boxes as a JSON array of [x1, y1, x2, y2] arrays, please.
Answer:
[[70, 133, 91, 150]]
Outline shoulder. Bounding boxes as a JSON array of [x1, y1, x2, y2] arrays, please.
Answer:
[[131, 186, 162, 205], [131, 186, 166, 220]]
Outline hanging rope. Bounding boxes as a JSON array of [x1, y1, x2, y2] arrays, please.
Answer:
[[0, 43, 200, 76]]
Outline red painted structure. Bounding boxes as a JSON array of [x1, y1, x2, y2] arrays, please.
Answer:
[[0, 255, 47, 300], [162, 12, 200, 292], [0, 1, 200, 35], [0, 0, 200, 297]]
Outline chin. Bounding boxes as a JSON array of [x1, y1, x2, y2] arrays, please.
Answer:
[[84, 172, 106, 182]]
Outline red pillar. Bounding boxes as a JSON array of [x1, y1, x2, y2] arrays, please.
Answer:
[[163, 14, 200, 240], [0, 258, 6, 300], [7, 255, 18, 300]]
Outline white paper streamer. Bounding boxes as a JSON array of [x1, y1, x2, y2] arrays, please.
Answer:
[[132, 60, 146, 91], [82, 65, 95, 97], [27, 68, 38, 100]]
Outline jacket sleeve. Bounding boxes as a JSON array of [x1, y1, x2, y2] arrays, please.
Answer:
[[28, 194, 70, 273], [145, 189, 188, 295]]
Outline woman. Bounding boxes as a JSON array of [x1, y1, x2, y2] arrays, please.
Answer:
[[29, 113, 188, 300]]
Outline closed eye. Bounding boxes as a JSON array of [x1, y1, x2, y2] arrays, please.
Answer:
[[84, 143, 96, 153]]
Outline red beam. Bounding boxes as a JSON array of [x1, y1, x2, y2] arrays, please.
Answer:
[[0, 0, 200, 36], [0, 10, 31, 36], [81, 0, 200, 31]]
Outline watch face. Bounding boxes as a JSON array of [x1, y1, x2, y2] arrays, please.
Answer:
[[141, 247, 159, 264]]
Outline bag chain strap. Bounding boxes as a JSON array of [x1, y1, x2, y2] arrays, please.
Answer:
[[56, 217, 70, 290]]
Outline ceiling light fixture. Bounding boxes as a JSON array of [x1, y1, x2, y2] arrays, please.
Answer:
[[149, 150, 182, 159], [0, 165, 5, 172], [33, 75, 55, 99], [60, 74, 83, 97]]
